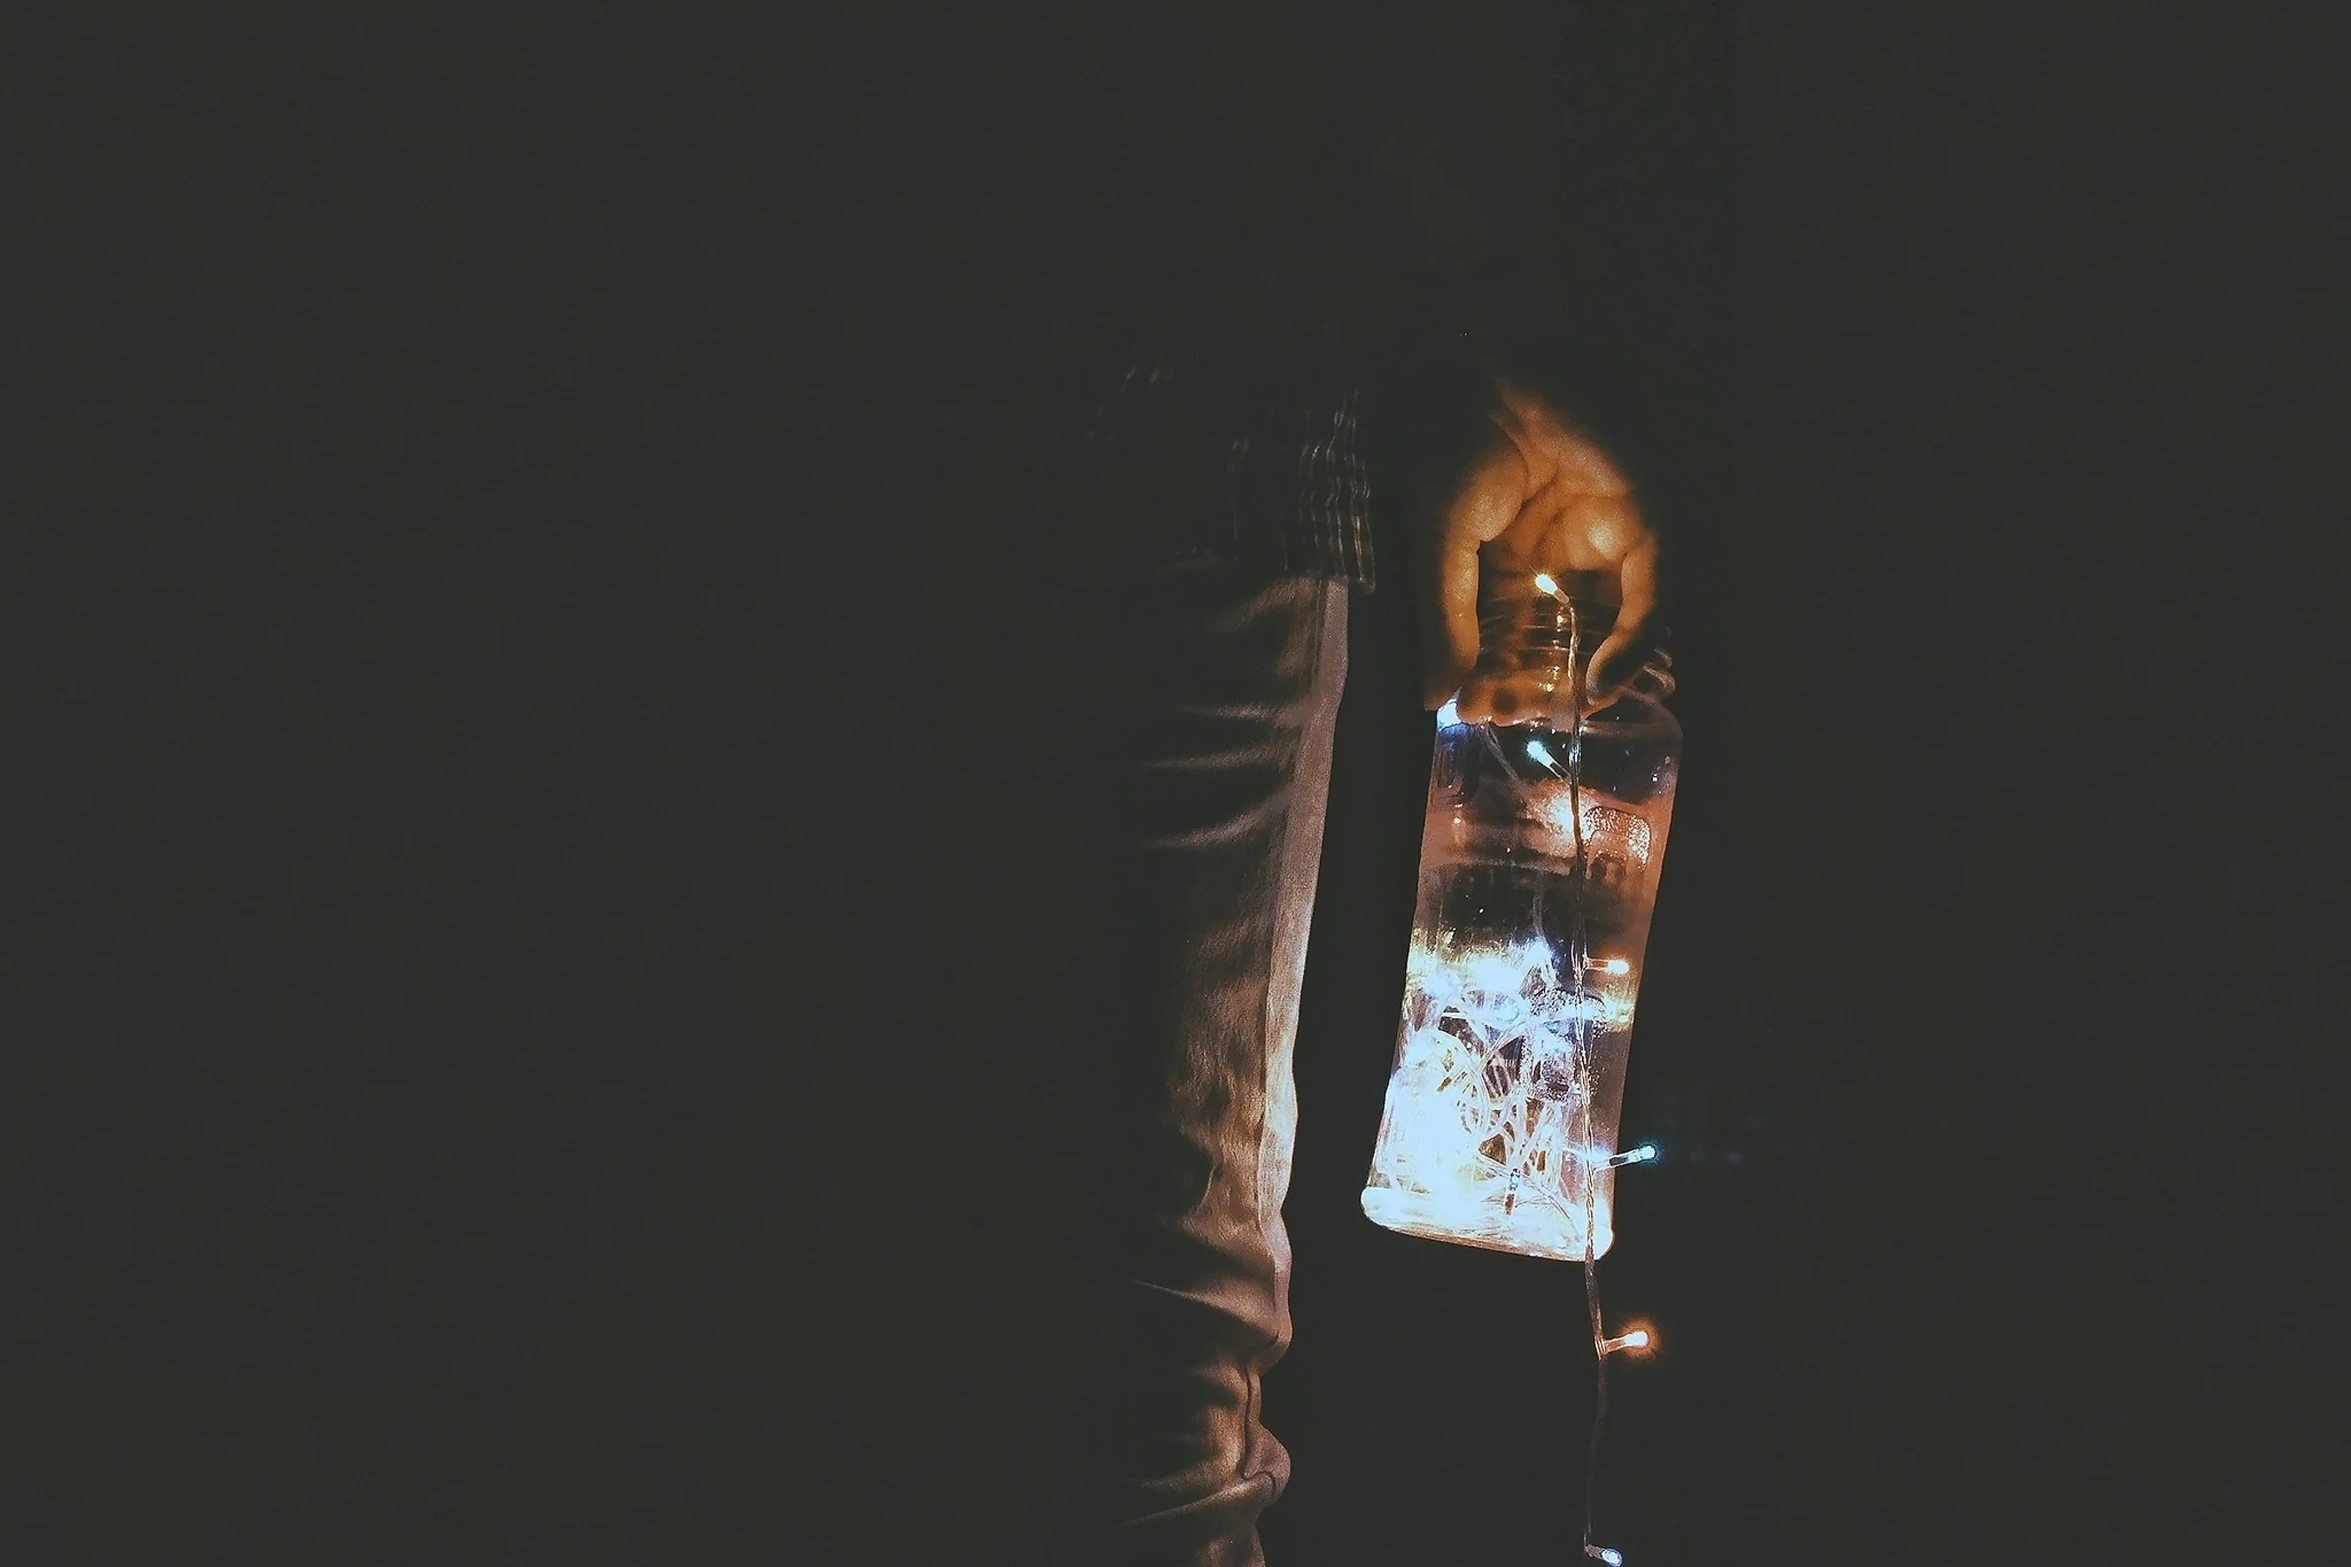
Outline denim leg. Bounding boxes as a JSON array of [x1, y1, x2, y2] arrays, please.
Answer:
[[1103, 563, 1348, 1567]]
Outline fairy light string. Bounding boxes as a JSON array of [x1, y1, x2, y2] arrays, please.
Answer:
[[1535, 570, 1649, 1567], [1371, 568, 1665, 1562]]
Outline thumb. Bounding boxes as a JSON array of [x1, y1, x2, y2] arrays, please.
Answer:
[[1586, 534, 1664, 701]]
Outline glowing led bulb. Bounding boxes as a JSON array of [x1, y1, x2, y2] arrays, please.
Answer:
[[1534, 571, 1563, 597], [1596, 957, 1630, 976], [1605, 1143, 1659, 1168], [1524, 737, 1560, 770], [1586, 1549, 1624, 1566], [1599, 1328, 1652, 1355]]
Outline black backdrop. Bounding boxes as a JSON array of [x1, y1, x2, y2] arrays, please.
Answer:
[[15, 5, 2344, 1563]]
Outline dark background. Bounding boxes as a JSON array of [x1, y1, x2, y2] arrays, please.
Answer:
[[14, 5, 2344, 1563], [1268, 9, 2347, 1566]]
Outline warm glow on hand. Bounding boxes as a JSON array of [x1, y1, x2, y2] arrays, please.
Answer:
[[1419, 380, 1660, 715]]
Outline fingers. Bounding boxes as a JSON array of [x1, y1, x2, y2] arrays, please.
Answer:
[[1490, 379, 1631, 497], [1416, 378, 1665, 716], [1420, 438, 1527, 709], [1548, 492, 1648, 571], [1456, 512, 1660, 722], [1588, 534, 1662, 700], [1452, 664, 1568, 727]]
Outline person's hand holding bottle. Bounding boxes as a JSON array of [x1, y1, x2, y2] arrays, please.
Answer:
[[1418, 377, 1663, 722]]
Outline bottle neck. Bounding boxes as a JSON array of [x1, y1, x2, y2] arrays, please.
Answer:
[[1474, 574, 1673, 710], [1477, 590, 1612, 675]]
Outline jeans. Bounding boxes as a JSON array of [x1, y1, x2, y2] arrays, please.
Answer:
[[1098, 560, 1350, 1566]]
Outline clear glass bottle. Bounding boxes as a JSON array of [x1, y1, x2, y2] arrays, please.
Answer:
[[1361, 569, 1680, 1261]]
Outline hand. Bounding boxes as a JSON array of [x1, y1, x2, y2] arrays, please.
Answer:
[[1415, 377, 1662, 720]]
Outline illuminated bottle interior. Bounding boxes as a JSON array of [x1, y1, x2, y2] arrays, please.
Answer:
[[1362, 570, 1680, 1261]]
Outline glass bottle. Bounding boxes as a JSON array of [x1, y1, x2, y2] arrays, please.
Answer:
[[1361, 568, 1680, 1261]]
